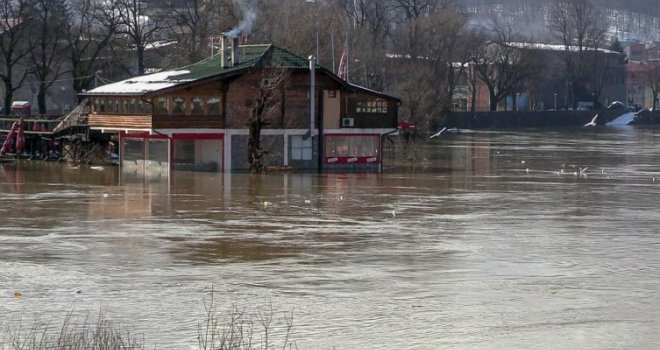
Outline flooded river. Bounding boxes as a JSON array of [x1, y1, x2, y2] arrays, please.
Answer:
[[1, 127, 660, 349]]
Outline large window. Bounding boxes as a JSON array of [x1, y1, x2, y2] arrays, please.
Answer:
[[356, 99, 388, 114], [147, 139, 168, 165], [191, 97, 204, 115], [129, 98, 137, 113], [207, 97, 221, 115], [452, 86, 468, 111], [291, 135, 312, 161], [173, 137, 223, 172], [172, 96, 186, 114], [155, 97, 168, 114], [325, 135, 379, 157]]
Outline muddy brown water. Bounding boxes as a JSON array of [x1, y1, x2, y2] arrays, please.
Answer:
[[1, 127, 660, 349]]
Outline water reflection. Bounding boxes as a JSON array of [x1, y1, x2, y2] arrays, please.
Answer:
[[1, 128, 660, 349]]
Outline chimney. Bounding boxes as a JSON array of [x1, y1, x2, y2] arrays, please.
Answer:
[[231, 36, 240, 66], [220, 35, 229, 68]]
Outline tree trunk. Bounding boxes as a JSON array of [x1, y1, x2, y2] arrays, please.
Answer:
[[38, 82, 47, 115], [4, 79, 13, 116], [489, 92, 498, 111], [247, 113, 263, 174], [137, 46, 145, 75]]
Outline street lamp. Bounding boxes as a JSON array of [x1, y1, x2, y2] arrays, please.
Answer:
[[553, 93, 557, 110], [305, 0, 320, 64]]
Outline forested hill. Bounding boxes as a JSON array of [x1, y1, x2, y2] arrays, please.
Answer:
[[458, 0, 660, 42], [459, 0, 659, 14]]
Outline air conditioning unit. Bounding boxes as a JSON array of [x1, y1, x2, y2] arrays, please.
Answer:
[[342, 117, 354, 127]]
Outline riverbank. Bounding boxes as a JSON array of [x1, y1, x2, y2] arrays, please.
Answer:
[[435, 109, 660, 129]]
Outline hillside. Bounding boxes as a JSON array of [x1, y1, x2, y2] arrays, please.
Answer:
[[458, 0, 660, 42]]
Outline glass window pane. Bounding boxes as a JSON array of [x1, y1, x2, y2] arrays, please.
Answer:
[[173, 96, 186, 115], [129, 99, 137, 113], [148, 139, 168, 164], [291, 136, 302, 147], [207, 97, 221, 115], [191, 97, 204, 114], [155, 97, 168, 114], [302, 148, 312, 160]]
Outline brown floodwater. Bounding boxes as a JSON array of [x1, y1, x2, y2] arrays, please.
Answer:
[[1, 127, 660, 349]]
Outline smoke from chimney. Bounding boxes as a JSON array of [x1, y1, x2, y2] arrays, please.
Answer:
[[225, 1, 257, 38]]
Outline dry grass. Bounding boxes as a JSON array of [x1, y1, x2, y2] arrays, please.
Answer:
[[198, 286, 295, 350], [1, 288, 295, 350], [1, 310, 143, 350]]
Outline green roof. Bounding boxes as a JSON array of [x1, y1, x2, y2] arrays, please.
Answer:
[[87, 44, 312, 96]]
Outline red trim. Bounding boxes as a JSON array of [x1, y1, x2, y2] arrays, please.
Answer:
[[120, 131, 167, 139], [119, 132, 225, 172], [324, 133, 381, 165], [325, 156, 380, 164], [172, 133, 224, 140]]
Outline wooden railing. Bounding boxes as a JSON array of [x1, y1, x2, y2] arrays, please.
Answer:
[[0, 115, 63, 136]]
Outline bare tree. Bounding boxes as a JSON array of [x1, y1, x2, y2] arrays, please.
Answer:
[[27, 0, 70, 115], [471, 25, 544, 111], [0, 0, 30, 115], [548, 0, 607, 109], [66, 0, 120, 99], [646, 61, 660, 110], [388, 7, 472, 128], [164, 0, 235, 65], [241, 69, 288, 174], [115, 0, 167, 75]]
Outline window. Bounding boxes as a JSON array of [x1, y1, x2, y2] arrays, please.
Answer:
[[325, 135, 379, 157], [356, 98, 388, 114], [191, 97, 204, 114], [115, 99, 121, 114], [109, 99, 115, 113], [291, 135, 312, 161], [172, 96, 186, 114], [94, 99, 100, 113], [99, 99, 105, 113], [138, 100, 152, 114], [129, 98, 137, 113], [155, 97, 168, 114], [452, 86, 468, 111], [123, 99, 128, 113], [207, 97, 221, 115]]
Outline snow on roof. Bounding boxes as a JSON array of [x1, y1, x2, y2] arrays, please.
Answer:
[[506, 42, 620, 55], [87, 70, 193, 95]]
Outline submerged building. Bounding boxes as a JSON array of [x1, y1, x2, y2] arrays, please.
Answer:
[[84, 36, 400, 174]]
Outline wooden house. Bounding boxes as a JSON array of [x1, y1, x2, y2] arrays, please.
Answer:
[[85, 35, 400, 173]]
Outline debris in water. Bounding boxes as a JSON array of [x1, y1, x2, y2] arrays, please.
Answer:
[[13, 291, 22, 298]]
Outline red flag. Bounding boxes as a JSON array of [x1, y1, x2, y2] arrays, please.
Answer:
[[15, 117, 25, 154], [338, 43, 347, 80], [0, 119, 21, 156]]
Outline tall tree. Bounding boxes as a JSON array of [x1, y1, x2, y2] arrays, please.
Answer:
[[241, 68, 288, 174], [164, 0, 235, 65], [388, 7, 473, 128], [115, 0, 167, 75], [0, 0, 30, 115], [472, 25, 544, 111], [646, 61, 660, 110], [548, 0, 606, 109], [27, 0, 70, 114], [66, 0, 120, 99]]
